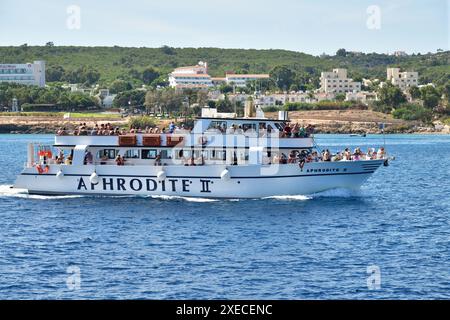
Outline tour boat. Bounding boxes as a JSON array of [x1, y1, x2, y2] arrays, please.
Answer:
[[13, 108, 388, 198]]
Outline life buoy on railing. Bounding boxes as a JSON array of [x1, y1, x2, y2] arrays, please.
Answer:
[[197, 136, 208, 146], [36, 165, 44, 174]]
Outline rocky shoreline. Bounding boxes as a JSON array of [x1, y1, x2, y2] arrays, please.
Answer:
[[1, 111, 449, 134], [1, 121, 448, 135]]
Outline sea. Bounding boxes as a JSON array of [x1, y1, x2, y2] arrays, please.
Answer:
[[0, 134, 449, 299]]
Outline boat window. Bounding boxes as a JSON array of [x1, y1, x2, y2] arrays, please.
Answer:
[[160, 149, 171, 159], [175, 149, 191, 159], [211, 149, 226, 161], [124, 149, 140, 159], [99, 149, 116, 159], [207, 121, 227, 132], [274, 123, 284, 131], [142, 149, 157, 159]]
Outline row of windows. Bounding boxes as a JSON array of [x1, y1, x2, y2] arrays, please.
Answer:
[[98, 148, 229, 161], [0, 68, 30, 74], [0, 76, 34, 81]]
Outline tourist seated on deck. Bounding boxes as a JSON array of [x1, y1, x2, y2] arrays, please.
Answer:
[[65, 154, 73, 165], [343, 148, 352, 161], [115, 154, 125, 166], [56, 151, 65, 164], [84, 151, 93, 165], [305, 124, 313, 137], [332, 152, 343, 162], [100, 153, 108, 165], [291, 123, 300, 138], [272, 153, 280, 164], [262, 153, 271, 165], [280, 153, 288, 164], [311, 151, 320, 162], [377, 147, 385, 159], [288, 151, 297, 164], [169, 121, 176, 134], [352, 147, 363, 161], [154, 154, 162, 166], [283, 124, 292, 137], [322, 149, 331, 162]]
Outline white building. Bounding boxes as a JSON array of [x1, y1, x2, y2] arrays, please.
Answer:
[[225, 74, 270, 88], [345, 91, 377, 103], [0, 61, 45, 87], [169, 62, 213, 89], [320, 69, 361, 94], [386, 68, 418, 91], [393, 51, 408, 57]]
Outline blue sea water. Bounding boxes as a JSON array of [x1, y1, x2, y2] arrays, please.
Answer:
[[0, 134, 449, 299]]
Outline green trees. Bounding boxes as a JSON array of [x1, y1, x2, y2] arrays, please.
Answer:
[[113, 90, 145, 108], [408, 86, 421, 100], [144, 88, 183, 115], [142, 66, 160, 85], [378, 83, 407, 108], [420, 85, 441, 109], [335, 93, 346, 102], [109, 79, 133, 94], [270, 66, 295, 91], [62, 66, 100, 85], [392, 103, 432, 122], [46, 65, 65, 82], [336, 48, 347, 57]]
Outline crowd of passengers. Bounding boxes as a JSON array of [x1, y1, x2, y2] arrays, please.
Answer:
[[264, 147, 386, 165], [56, 122, 314, 138], [45, 146, 385, 167]]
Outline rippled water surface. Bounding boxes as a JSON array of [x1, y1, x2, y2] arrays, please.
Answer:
[[0, 134, 449, 299]]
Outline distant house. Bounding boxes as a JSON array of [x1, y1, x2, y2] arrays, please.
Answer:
[[101, 94, 117, 108]]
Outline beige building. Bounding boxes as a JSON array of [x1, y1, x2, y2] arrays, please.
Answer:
[[320, 69, 361, 94], [386, 68, 418, 91]]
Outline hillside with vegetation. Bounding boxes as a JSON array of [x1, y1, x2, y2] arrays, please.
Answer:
[[0, 45, 449, 133], [0, 45, 448, 88]]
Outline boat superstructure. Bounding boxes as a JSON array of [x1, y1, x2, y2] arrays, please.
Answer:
[[14, 109, 387, 198]]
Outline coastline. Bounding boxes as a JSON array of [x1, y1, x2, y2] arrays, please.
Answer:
[[0, 112, 449, 135]]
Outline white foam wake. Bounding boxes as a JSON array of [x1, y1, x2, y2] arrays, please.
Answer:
[[148, 195, 219, 202], [312, 188, 361, 198], [0, 185, 83, 200], [261, 195, 312, 201]]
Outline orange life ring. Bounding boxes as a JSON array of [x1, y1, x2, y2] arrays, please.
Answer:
[[36, 165, 44, 174]]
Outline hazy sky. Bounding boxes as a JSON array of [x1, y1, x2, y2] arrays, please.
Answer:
[[0, 0, 448, 55]]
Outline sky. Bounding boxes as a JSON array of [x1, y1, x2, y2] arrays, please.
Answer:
[[0, 0, 448, 55]]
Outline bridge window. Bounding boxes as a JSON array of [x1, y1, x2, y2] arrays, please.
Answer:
[[99, 149, 116, 159], [142, 149, 157, 159], [124, 149, 140, 159]]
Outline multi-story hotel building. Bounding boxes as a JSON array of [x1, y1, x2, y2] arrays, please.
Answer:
[[386, 68, 418, 91], [169, 62, 213, 89], [320, 68, 361, 94], [225, 73, 270, 88], [0, 61, 46, 87]]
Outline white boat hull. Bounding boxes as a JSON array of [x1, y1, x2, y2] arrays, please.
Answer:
[[14, 160, 384, 198]]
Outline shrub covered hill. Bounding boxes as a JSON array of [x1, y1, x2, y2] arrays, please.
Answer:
[[0, 45, 448, 87]]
